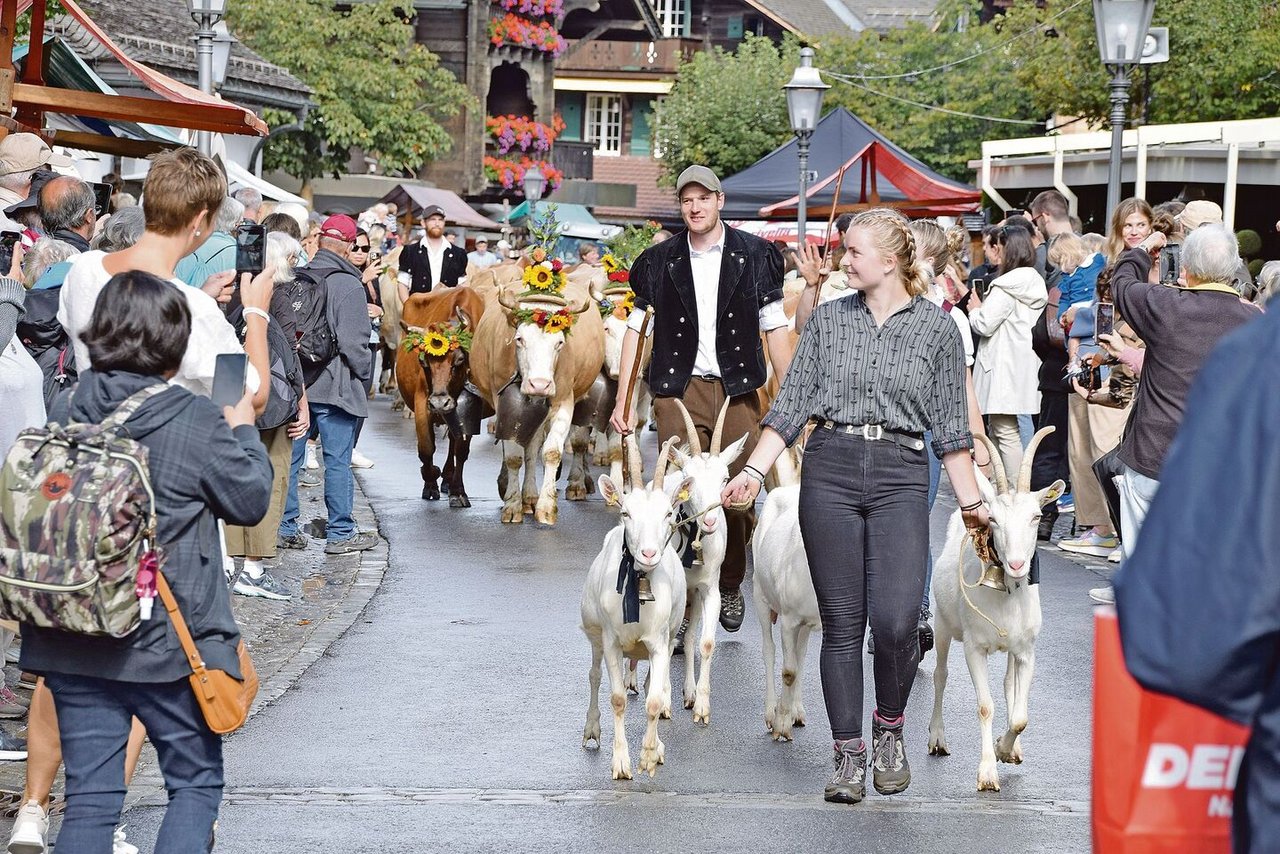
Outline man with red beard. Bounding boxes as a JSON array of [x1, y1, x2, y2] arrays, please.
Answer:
[[396, 204, 467, 305]]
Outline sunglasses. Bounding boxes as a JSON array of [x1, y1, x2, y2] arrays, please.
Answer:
[[351, 244, 371, 252]]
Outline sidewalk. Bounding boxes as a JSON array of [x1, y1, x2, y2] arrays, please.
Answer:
[[0, 471, 389, 822]]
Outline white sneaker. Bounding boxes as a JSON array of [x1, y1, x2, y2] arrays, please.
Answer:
[[1089, 585, 1116, 605], [8, 799, 48, 854], [350, 449, 375, 469], [113, 826, 138, 854], [1108, 547, 1123, 564], [304, 442, 320, 471]]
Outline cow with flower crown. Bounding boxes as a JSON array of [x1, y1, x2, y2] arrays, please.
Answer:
[[469, 207, 606, 525]]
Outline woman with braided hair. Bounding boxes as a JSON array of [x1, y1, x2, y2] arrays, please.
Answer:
[[723, 208, 988, 805]]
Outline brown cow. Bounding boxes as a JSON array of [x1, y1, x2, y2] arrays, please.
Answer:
[[470, 278, 604, 525], [396, 287, 487, 506]]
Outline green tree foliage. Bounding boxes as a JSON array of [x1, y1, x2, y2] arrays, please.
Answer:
[[999, 0, 1280, 127], [227, 0, 472, 184], [652, 35, 798, 187]]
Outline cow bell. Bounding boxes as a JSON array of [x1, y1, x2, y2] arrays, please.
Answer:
[[495, 379, 551, 446], [572, 371, 618, 431]]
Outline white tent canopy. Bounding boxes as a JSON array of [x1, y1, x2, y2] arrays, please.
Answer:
[[121, 158, 309, 208]]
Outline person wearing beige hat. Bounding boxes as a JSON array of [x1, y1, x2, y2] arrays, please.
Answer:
[[1174, 199, 1253, 291], [0, 133, 71, 209]]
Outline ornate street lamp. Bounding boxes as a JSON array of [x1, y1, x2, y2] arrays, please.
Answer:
[[188, 0, 230, 155], [784, 47, 828, 247], [1093, 0, 1156, 228], [522, 164, 547, 203]]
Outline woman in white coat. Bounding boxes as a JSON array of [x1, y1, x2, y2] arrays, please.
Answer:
[[967, 224, 1047, 478]]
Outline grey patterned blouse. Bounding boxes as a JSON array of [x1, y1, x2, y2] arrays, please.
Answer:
[[761, 293, 973, 458]]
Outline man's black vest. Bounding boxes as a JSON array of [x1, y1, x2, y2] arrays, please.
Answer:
[[630, 225, 784, 398]]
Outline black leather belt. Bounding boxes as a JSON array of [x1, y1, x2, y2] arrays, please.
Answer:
[[816, 420, 926, 451]]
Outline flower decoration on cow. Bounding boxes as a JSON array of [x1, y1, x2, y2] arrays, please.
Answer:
[[497, 205, 591, 334], [403, 322, 473, 360], [595, 222, 658, 320]]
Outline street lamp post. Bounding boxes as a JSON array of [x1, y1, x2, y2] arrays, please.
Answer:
[[188, 0, 230, 156], [522, 164, 547, 204], [1093, 0, 1156, 230], [784, 47, 828, 248]]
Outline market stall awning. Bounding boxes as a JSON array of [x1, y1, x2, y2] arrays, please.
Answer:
[[720, 107, 980, 220], [508, 200, 621, 241], [377, 183, 499, 230], [4, 0, 267, 146]]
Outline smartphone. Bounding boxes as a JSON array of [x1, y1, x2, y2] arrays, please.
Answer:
[[235, 224, 266, 277], [91, 181, 113, 217], [1158, 244, 1181, 285], [1095, 302, 1115, 343], [972, 274, 992, 302], [210, 353, 248, 409], [0, 231, 20, 273]]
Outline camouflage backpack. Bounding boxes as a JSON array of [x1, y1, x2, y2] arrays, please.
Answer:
[[0, 383, 168, 638]]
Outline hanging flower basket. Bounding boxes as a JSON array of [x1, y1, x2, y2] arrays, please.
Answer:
[[488, 13, 566, 56]]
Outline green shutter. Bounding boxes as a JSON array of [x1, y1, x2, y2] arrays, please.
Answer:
[[727, 14, 743, 39], [558, 92, 585, 142], [630, 97, 653, 156]]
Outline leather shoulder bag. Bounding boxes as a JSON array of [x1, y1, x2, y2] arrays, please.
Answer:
[[156, 572, 258, 735]]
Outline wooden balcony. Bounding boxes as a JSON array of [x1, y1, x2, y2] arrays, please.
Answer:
[[556, 38, 699, 76]]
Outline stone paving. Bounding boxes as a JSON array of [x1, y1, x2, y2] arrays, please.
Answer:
[[0, 471, 389, 824]]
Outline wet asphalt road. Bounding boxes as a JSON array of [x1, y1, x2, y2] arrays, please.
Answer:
[[123, 401, 1106, 853]]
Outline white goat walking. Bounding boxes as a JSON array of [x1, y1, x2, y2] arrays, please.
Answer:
[[667, 400, 747, 725], [928, 429, 1065, 792], [751, 484, 821, 742], [581, 437, 690, 780]]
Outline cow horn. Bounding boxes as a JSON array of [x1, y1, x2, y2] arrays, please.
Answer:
[[497, 288, 519, 311], [1017, 426, 1056, 493], [673, 399, 702, 456], [569, 298, 592, 316], [974, 433, 1009, 494], [709, 398, 731, 456], [652, 436, 678, 491], [623, 433, 643, 492]]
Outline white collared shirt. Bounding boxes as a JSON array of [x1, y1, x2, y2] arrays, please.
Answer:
[[396, 236, 449, 290], [627, 224, 787, 376]]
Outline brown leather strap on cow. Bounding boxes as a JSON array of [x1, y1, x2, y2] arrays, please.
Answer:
[[156, 572, 208, 678]]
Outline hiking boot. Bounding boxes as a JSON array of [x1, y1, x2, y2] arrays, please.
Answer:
[[277, 532, 308, 550], [918, 606, 934, 657], [719, 589, 745, 632], [672, 617, 690, 655], [870, 714, 911, 795], [233, 571, 291, 601], [823, 740, 866, 804], [0, 727, 27, 761], [8, 799, 47, 853], [324, 531, 380, 555]]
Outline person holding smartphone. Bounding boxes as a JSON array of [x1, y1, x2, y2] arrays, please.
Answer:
[[348, 228, 383, 468]]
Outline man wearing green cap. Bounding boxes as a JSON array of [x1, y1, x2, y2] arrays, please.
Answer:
[[610, 164, 793, 634]]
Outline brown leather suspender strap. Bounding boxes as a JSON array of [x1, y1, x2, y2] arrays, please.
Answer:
[[155, 572, 208, 678]]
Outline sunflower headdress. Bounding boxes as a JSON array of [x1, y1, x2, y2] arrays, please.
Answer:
[[403, 321, 473, 360]]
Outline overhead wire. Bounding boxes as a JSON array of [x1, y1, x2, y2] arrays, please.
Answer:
[[825, 70, 1047, 126]]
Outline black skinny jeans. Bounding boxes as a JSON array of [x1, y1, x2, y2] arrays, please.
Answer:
[[798, 428, 930, 741]]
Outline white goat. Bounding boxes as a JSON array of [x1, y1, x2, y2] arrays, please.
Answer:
[[751, 484, 821, 742], [667, 399, 747, 725], [928, 428, 1065, 792], [581, 437, 690, 780]]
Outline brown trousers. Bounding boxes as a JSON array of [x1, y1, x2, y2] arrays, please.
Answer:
[[225, 425, 293, 559], [653, 376, 761, 591]]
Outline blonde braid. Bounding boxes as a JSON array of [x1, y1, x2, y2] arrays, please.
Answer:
[[852, 208, 931, 297]]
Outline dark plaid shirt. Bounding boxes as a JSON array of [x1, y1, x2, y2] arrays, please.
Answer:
[[762, 293, 972, 458]]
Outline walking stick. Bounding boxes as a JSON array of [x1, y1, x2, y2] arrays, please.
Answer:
[[619, 307, 653, 490], [809, 162, 850, 317]]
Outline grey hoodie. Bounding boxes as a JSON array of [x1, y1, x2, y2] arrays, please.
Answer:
[[22, 370, 272, 683], [303, 249, 371, 418]]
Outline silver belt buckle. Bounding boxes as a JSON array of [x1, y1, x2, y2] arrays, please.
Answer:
[[861, 424, 884, 441]]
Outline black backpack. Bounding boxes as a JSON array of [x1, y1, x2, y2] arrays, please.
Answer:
[[16, 286, 79, 409], [227, 288, 304, 431], [288, 266, 339, 386]]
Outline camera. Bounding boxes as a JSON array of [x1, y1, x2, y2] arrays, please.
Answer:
[[1158, 244, 1181, 285], [1066, 361, 1103, 392]]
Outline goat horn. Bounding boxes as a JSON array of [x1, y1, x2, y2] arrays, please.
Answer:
[[623, 432, 643, 492], [1017, 426, 1056, 493], [652, 437, 678, 491], [709, 398, 731, 456], [497, 288, 519, 311], [673, 399, 702, 456], [974, 433, 1009, 494]]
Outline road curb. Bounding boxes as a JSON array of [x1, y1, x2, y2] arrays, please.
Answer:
[[124, 473, 388, 811]]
